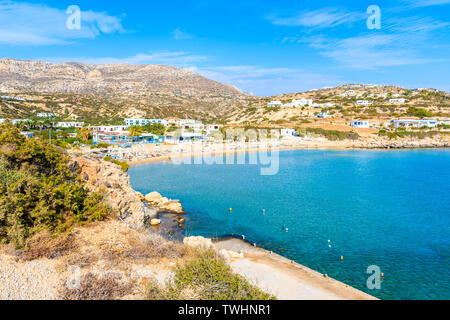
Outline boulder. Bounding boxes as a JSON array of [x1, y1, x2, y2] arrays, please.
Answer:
[[159, 200, 184, 214], [183, 236, 214, 250], [150, 219, 161, 226], [153, 197, 169, 206], [145, 192, 162, 203]]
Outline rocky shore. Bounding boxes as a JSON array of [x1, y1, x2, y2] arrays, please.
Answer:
[[70, 156, 184, 230], [351, 135, 449, 149]]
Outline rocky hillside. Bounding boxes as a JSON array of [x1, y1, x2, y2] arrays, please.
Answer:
[[0, 58, 243, 97], [0, 58, 252, 121]]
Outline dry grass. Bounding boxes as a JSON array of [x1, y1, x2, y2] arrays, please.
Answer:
[[22, 230, 77, 261], [60, 272, 135, 300]]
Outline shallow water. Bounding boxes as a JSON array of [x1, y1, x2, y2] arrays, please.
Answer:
[[129, 149, 450, 300]]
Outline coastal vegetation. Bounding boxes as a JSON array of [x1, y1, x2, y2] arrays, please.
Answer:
[[299, 127, 360, 141], [103, 156, 130, 172], [0, 123, 109, 248], [378, 129, 444, 140], [147, 250, 275, 300]]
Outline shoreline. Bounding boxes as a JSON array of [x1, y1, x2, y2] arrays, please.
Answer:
[[213, 237, 377, 300], [128, 143, 449, 166]]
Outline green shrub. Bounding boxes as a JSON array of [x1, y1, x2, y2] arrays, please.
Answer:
[[406, 107, 433, 118], [305, 128, 360, 141], [104, 156, 130, 172], [147, 250, 275, 300], [0, 123, 109, 248]]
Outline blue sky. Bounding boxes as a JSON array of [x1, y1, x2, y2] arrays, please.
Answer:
[[0, 0, 449, 96]]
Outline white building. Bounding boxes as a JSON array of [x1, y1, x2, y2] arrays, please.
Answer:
[[292, 99, 313, 107], [91, 125, 128, 133], [206, 124, 223, 133], [389, 98, 406, 104], [356, 100, 372, 106], [37, 113, 56, 118], [11, 119, 31, 125], [56, 122, 84, 128], [312, 102, 334, 108], [281, 100, 309, 108], [281, 128, 296, 136], [316, 112, 330, 118], [1, 96, 25, 101], [178, 119, 197, 126], [125, 118, 168, 127], [350, 121, 370, 128], [183, 122, 205, 132], [385, 119, 438, 128], [340, 90, 356, 98], [267, 101, 282, 107]]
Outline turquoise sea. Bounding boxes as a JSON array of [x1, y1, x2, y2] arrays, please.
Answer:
[[128, 149, 450, 300]]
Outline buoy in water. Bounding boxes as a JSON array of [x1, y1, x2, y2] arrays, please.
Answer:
[[341, 256, 344, 261], [229, 208, 233, 213]]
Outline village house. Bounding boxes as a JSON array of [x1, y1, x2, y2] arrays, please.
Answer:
[[56, 122, 84, 128], [37, 113, 56, 118], [11, 119, 31, 125], [90, 125, 128, 133], [183, 122, 204, 132], [386, 119, 438, 128], [316, 112, 330, 118], [206, 124, 224, 133], [312, 102, 334, 108], [282, 99, 313, 108], [389, 98, 406, 104], [340, 90, 356, 98], [356, 100, 372, 106], [93, 132, 164, 147], [281, 128, 296, 136], [351, 120, 370, 128], [1, 96, 25, 101]]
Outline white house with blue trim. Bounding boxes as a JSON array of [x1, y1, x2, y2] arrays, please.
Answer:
[[125, 118, 168, 127], [350, 120, 370, 128], [281, 128, 296, 136]]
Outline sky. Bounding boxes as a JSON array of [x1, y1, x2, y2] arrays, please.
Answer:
[[0, 0, 449, 96]]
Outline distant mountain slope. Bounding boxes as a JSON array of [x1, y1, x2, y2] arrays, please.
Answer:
[[0, 58, 242, 97], [0, 58, 252, 121]]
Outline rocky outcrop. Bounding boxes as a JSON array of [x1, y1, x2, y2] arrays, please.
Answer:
[[145, 192, 184, 214], [351, 135, 449, 149], [70, 155, 157, 230], [183, 236, 214, 250]]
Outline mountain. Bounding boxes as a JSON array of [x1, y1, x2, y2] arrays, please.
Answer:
[[0, 58, 251, 121]]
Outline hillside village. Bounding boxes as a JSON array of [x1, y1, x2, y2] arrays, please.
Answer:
[[2, 83, 449, 148]]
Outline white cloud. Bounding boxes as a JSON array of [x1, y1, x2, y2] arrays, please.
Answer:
[[317, 34, 434, 69], [172, 28, 196, 40], [267, 8, 364, 28], [0, 1, 124, 45], [403, 0, 450, 7], [187, 65, 341, 96], [286, 13, 449, 70], [40, 51, 209, 66]]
